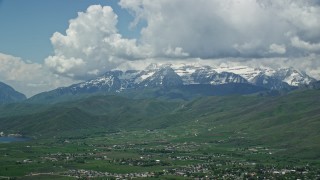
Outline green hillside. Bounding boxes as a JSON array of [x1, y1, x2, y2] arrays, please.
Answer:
[[169, 90, 320, 158], [1, 89, 320, 179], [0, 90, 319, 158], [28, 83, 268, 103], [0, 95, 182, 136]]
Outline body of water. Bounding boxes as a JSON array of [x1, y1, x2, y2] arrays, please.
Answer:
[[0, 137, 30, 143]]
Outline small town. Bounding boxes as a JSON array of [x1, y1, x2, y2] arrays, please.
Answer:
[[4, 138, 318, 179]]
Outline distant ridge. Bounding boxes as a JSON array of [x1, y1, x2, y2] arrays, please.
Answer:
[[0, 82, 26, 104], [29, 63, 316, 102]]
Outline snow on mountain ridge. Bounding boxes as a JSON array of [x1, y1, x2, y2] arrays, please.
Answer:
[[69, 63, 316, 94], [274, 68, 314, 86], [144, 63, 314, 87]]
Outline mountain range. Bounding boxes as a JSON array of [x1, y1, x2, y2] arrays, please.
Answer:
[[29, 63, 316, 102], [0, 63, 318, 103]]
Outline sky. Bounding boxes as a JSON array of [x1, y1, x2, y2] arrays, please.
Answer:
[[0, 0, 320, 97], [0, 0, 140, 62]]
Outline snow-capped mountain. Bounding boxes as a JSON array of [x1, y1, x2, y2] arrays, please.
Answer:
[[139, 66, 183, 88], [30, 63, 317, 101], [70, 71, 122, 93], [151, 63, 248, 85], [273, 68, 315, 86], [210, 65, 316, 89]]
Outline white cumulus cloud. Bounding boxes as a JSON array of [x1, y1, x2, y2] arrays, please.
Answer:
[[44, 1, 320, 80], [45, 5, 151, 79], [119, 0, 320, 58], [0, 53, 77, 97]]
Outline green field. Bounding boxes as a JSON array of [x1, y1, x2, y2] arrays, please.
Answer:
[[0, 90, 320, 179]]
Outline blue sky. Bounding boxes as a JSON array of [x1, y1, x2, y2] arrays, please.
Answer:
[[0, 0, 319, 97], [0, 0, 141, 63]]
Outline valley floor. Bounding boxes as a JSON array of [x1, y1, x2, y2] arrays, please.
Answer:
[[1, 129, 319, 179], [1, 90, 320, 179]]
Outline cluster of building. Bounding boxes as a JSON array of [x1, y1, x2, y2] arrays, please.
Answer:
[[63, 169, 155, 179]]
